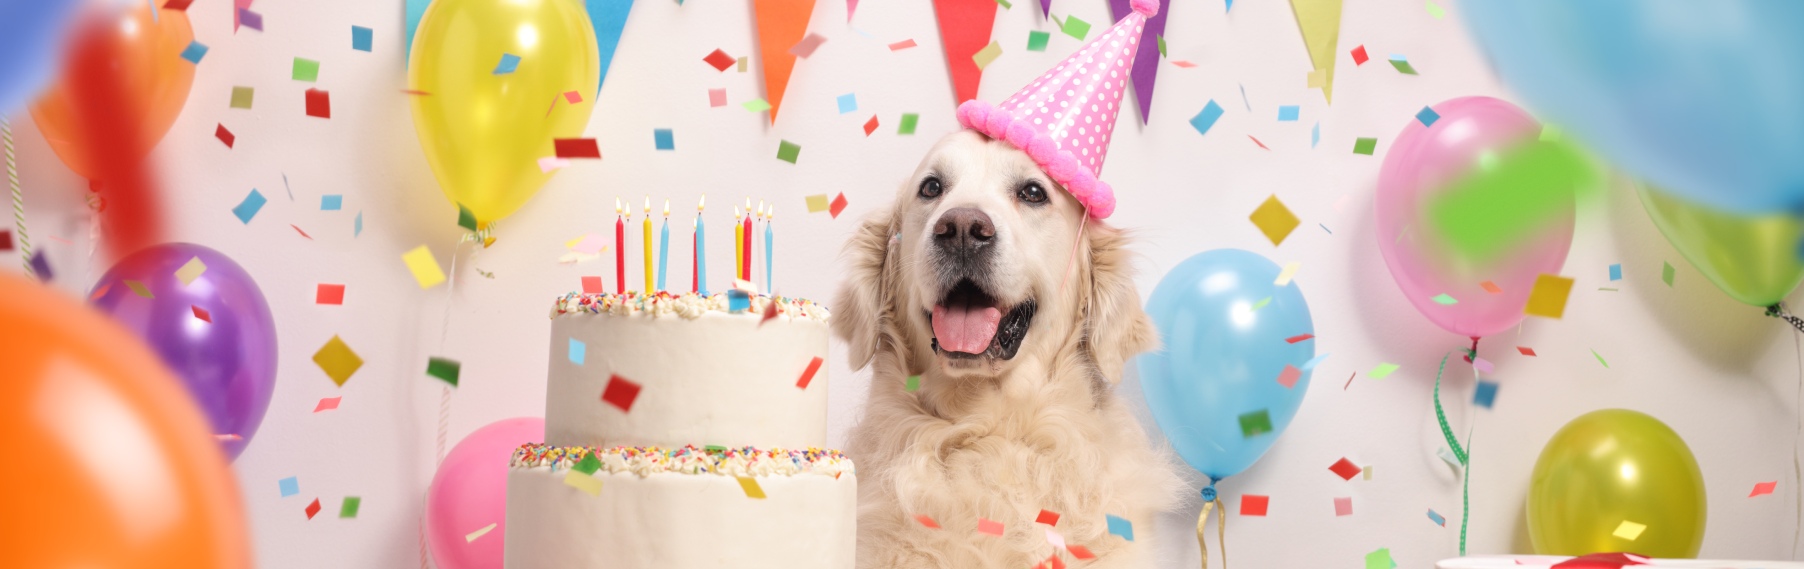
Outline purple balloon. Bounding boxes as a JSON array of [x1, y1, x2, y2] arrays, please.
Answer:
[[90, 243, 277, 460]]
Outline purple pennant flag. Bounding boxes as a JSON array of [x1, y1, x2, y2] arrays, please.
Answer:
[[1040, 0, 1051, 17], [1107, 0, 1169, 124]]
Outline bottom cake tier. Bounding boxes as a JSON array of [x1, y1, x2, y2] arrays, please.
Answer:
[[503, 444, 857, 569]]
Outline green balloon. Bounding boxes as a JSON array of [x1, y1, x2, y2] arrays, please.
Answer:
[[1640, 185, 1804, 306]]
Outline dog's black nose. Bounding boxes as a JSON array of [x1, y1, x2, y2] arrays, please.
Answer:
[[933, 207, 995, 252]]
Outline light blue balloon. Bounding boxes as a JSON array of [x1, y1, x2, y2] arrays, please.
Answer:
[[0, 0, 81, 114], [1138, 249, 1314, 482], [1461, 0, 1804, 214]]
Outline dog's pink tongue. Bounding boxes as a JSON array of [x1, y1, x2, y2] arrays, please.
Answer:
[[932, 304, 1002, 354]]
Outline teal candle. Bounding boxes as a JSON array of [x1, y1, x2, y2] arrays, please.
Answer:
[[764, 210, 773, 293], [696, 197, 708, 296], [656, 206, 670, 292]]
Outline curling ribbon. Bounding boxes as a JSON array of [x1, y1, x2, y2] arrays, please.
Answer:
[[1432, 350, 1476, 556], [1196, 481, 1226, 569], [3, 119, 30, 278]]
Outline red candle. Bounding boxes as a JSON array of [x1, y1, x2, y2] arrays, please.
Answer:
[[741, 198, 752, 283], [614, 198, 625, 294]]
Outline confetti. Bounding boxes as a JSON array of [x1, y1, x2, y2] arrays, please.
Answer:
[[1751, 481, 1778, 497], [352, 25, 373, 51], [1389, 55, 1417, 75], [573, 450, 602, 475], [1415, 106, 1440, 127], [1061, 14, 1091, 39], [227, 87, 255, 110], [796, 356, 824, 389], [1427, 509, 1445, 526], [314, 397, 341, 412], [1353, 137, 1377, 155], [888, 39, 917, 50], [1106, 514, 1133, 541], [737, 476, 767, 498], [1473, 357, 1494, 374], [1276, 364, 1302, 388], [313, 335, 364, 387], [977, 518, 1004, 536], [180, 41, 208, 64], [568, 338, 586, 365], [1044, 528, 1065, 548], [898, 113, 920, 135], [1481, 281, 1503, 294], [1613, 520, 1646, 541], [836, 93, 858, 114], [238, 8, 264, 31], [1277, 105, 1300, 121], [305, 89, 331, 118], [292, 225, 313, 240], [1593, 349, 1610, 368], [1275, 261, 1301, 285], [1609, 263, 1622, 281], [972, 41, 1003, 70], [704, 49, 736, 71], [175, 256, 208, 286], [1032, 509, 1061, 526], [1249, 195, 1301, 246], [1431, 293, 1457, 305], [805, 195, 831, 213], [427, 357, 461, 387], [279, 476, 299, 497], [1366, 547, 1392, 569], [1190, 100, 1224, 136], [861, 115, 880, 136], [1304, 352, 1330, 370], [777, 140, 801, 164], [1426, 1, 1445, 18], [126, 280, 154, 298], [737, 56, 748, 72], [789, 33, 827, 58], [1518, 346, 1537, 356], [563, 470, 602, 495], [233, 189, 267, 224], [1240, 494, 1269, 516], [1172, 60, 1197, 68], [339, 496, 362, 518], [1334, 496, 1353, 516], [905, 374, 921, 391], [0, 230, 9, 251], [402, 245, 446, 288], [305, 498, 322, 519], [654, 128, 674, 151], [1330, 457, 1361, 480], [1068, 544, 1095, 559], [1663, 261, 1675, 286], [316, 284, 346, 305], [1524, 274, 1574, 318], [538, 157, 570, 172], [465, 522, 498, 542], [1027, 30, 1050, 51], [602, 374, 642, 412], [1474, 380, 1498, 408], [830, 193, 849, 218], [1286, 334, 1314, 344], [293, 57, 321, 81], [553, 138, 601, 159], [1312, 122, 1320, 148], [29, 250, 51, 282], [164, 0, 195, 9], [1351, 45, 1368, 65], [1238, 409, 1273, 437], [320, 195, 344, 211], [355, 212, 364, 236], [914, 514, 940, 528], [1368, 363, 1399, 378], [1248, 135, 1269, 150]]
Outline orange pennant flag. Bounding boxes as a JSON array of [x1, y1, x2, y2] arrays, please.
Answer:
[[752, 0, 817, 123]]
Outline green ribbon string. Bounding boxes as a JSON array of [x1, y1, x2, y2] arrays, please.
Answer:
[[1432, 351, 1476, 556]]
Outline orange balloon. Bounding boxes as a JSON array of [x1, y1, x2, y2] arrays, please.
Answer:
[[30, 3, 194, 179], [0, 271, 249, 568]]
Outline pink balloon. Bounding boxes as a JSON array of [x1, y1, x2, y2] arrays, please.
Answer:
[[426, 417, 543, 569], [1375, 96, 1575, 338]]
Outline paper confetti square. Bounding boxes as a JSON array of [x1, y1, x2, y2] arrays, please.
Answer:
[[915, 514, 940, 529], [1353, 137, 1377, 155], [1351, 45, 1368, 65], [1044, 528, 1066, 548], [1278, 105, 1300, 121], [1330, 457, 1362, 480], [1368, 363, 1399, 378], [1238, 409, 1273, 437], [777, 140, 801, 164], [1518, 346, 1537, 356], [493, 53, 520, 74], [898, 113, 920, 134], [320, 195, 343, 211], [972, 41, 1003, 70], [339, 496, 361, 518], [977, 518, 1004, 536], [239, 8, 264, 31], [176, 256, 208, 286], [1426, 1, 1445, 18], [563, 470, 602, 495], [1427, 509, 1446, 526], [215, 124, 236, 148], [305, 89, 331, 118], [1751, 481, 1778, 497], [601, 374, 641, 412], [230, 86, 254, 109], [126, 280, 153, 298], [737, 56, 748, 72], [1389, 55, 1417, 75], [426, 357, 461, 387], [567, 338, 587, 365], [305, 498, 322, 519], [233, 189, 267, 224], [1366, 548, 1392, 569], [796, 356, 824, 389], [279, 477, 299, 497], [192, 306, 211, 325], [1240, 494, 1269, 516], [704, 49, 735, 71], [830, 193, 849, 218], [1431, 293, 1459, 305], [805, 194, 831, 213], [313, 335, 364, 387], [708, 88, 727, 107], [402, 245, 446, 288], [1416, 106, 1440, 127], [164, 0, 194, 9], [1609, 263, 1622, 281], [293, 57, 321, 81], [1613, 520, 1646, 541], [1474, 380, 1499, 408], [314, 397, 341, 412], [863, 115, 880, 136], [465, 523, 497, 542], [789, 33, 827, 58], [905, 374, 921, 392], [743, 98, 771, 113], [316, 284, 345, 305], [730, 476, 767, 499], [1481, 280, 1503, 294], [181, 41, 208, 64], [653, 129, 674, 151], [889, 39, 917, 50], [1334, 496, 1353, 516], [554, 138, 601, 159], [1106, 514, 1133, 541], [1312, 122, 1321, 148], [1276, 364, 1302, 388], [352, 26, 373, 51], [29, 250, 51, 282], [837, 93, 858, 114], [1027, 30, 1050, 51], [1249, 195, 1301, 246], [1286, 334, 1314, 344], [1035, 509, 1061, 526], [1191, 100, 1224, 136], [1663, 261, 1675, 286], [1524, 274, 1574, 318], [1061, 14, 1091, 39], [0, 230, 10, 251]]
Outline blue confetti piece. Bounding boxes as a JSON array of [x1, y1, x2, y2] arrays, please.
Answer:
[[654, 128, 674, 151], [352, 26, 373, 52], [320, 195, 343, 211], [727, 290, 750, 313], [1474, 380, 1499, 409], [279, 476, 299, 497], [1320, 223, 1332, 234], [1427, 509, 1446, 526], [355, 211, 364, 237], [836, 93, 858, 115], [233, 189, 267, 224], [180, 41, 209, 64], [1302, 352, 1330, 371], [568, 338, 586, 365], [1106, 514, 1134, 541], [1190, 100, 1224, 136], [1277, 105, 1299, 121], [493, 53, 521, 75], [1311, 122, 1320, 148], [1609, 263, 1622, 281], [1416, 106, 1441, 128]]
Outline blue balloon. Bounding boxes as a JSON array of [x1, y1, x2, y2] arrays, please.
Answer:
[[1138, 249, 1314, 482], [0, 0, 81, 114], [1461, 0, 1804, 214]]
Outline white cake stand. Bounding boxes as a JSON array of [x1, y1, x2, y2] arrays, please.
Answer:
[[1437, 555, 1804, 568]]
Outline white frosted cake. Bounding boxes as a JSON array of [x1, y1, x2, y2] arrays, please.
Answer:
[[504, 291, 855, 569]]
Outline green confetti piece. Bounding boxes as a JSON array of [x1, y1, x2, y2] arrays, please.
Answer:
[[293, 57, 321, 82], [1425, 140, 1597, 264], [1662, 261, 1675, 286], [426, 357, 461, 387], [1540, 124, 1563, 142], [905, 375, 921, 392], [742, 98, 771, 113], [1432, 293, 1457, 305], [898, 113, 919, 135], [972, 41, 1002, 70], [776, 140, 801, 164], [1027, 30, 1050, 52], [1157, 34, 1167, 58], [1238, 409, 1273, 437], [1426, 1, 1445, 18], [230, 86, 254, 109], [1061, 14, 1091, 40], [573, 450, 602, 475], [1389, 58, 1418, 75], [1353, 137, 1378, 155], [339, 496, 361, 518], [995, 0, 1012, 8], [1368, 363, 1400, 379], [1592, 349, 1609, 368], [457, 204, 477, 232], [704, 445, 727, 453], [1365, 547, 1393, 569], [1251, 297, 1271, 311]]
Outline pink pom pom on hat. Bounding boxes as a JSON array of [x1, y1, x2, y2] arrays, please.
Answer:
[[954, 0, 1159, 220]]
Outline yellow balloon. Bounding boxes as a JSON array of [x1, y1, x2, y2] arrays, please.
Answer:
[[408, 0, 599, 225], [1528, 409, 1706, 557]]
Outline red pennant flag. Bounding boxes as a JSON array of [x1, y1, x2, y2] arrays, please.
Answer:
[[932, 0, 998, 105], [751, 0, 817, 124]]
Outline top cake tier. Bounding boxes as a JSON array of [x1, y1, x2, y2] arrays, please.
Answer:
[[545, 292, 831, 449]]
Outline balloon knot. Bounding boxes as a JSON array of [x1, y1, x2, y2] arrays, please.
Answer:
[[1200, 483, 1217, 502]]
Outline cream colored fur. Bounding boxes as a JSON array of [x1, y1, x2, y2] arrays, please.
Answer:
[[834, 131, 1182, 568]]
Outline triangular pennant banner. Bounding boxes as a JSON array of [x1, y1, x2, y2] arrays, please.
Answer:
[[1107, 0, 1169, 124], [752, 0, 817, 123], [1039, 0, 1052, 17], [847, 0, 859, 21], [1288, 0, 1343, 104], [932, 0, 998, 105], [588, 0, 635, 97]]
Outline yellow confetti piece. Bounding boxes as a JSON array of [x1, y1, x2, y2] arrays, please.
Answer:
[[312, 335, 364, 387], [175, 256, 208, 286], [403, 245, 447, 289], [737, 476, 766, 499], [465, 522, 498, 542], [1613, 520, 1646, 541], [1274, 262, 1301, 286], [972, 41, 1003, 70], [1524, 274, 1574, 319], [1249, 195, 1301, 246], [804, 194, 831, 213], [125, 280, 154, 298], [564, 470, 602, 496], [1362, 465, 1372, 480]]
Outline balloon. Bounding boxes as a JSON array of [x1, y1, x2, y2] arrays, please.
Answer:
[[0, 0, 81, 113], [409, 0, 600, 225], [31, 1, 194, 180], [1640, 185, 1804, 307], [90, 243, 278, 461], [1138, 249, 1315, 481], [428, 417, 545, 569], [1376, 96, 1576, 338], [1529, 409, 1706, 557], [1461, 0, 1804, 214], [0, 271, 250, 568]]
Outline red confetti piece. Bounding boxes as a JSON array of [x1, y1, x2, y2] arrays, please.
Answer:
[[1239, 494, 1269, 516], [1334, 496, 1353, 516], [913, 514, 940, 529], [1067, 545, 1095, 560], [314, 397, 342, 412], [601, 374, 642, 412], [1351, 45, 1368, 66], [703, 49, 735, 72], [164, 0, 195, 9], [788, 33, 826, 58], [1171, 60, 1198, 68], [863, 115, 879, 136], [400, 89, 432, 96], [1752, 481, 1778, 497], [581, 276, 604, 294], [215, 124, 235, 148], [977, 518, 1004, 536], [829, 193, 849, 219], [1329, 457, 1361, 480], [305, 89, 331, 118], [1517, 346, 1537, 357], [291, 225, 313, 239], [1481, 280, 1503, 294], [760, 301, 780, 326], [796, 356, 824, 389], [1285, 334, 1313, 343], [563, 90, 583, 104], [1044, 554, 1066, 569], [0, 230, 10, 251], [316, 284, 346, 305], [1036, 509, 1061, 526], [192, 305, 212, 322], [1276, 364, 1301, 388], [888, 39, 917, 51], [305, 498, 322, 519], [89, 283, 112, 300], [1248, 135, 1269, 150], [554, 138, 601, 159]]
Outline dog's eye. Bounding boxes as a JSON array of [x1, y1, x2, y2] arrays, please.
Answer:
[[918, 177, 944, 200], [1017, 182, 1048, 204]]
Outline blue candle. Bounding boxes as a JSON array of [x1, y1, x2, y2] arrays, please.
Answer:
[[656, 200, 670, 292], [696, 196, 708, 297], [764, 206, 774, 293]]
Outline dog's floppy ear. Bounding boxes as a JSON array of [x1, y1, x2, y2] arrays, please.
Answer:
[[1082, 224, 1157, 384], [832, 205, 899, 370]]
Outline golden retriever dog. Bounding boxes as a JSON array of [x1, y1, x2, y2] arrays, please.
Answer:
[[833, 130, 1182, 568]]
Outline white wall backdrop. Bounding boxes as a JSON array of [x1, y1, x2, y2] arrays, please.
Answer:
[[4, 0, 1801, 567]]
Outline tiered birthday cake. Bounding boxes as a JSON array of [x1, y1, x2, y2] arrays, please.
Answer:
[[504, 291, 855, 568]]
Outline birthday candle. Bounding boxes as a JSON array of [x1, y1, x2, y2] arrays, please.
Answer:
[[733, 206, 743, 281], [765, 206, 774, 293], [643, 197, 653, 294], [696, 196, 707, 296], [742, 198, 753, 284], [614, 198, 625, 293], [657, 200, 670, 292]]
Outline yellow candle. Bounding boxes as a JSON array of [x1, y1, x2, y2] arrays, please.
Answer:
[[733, 206, 743, 281], [642, 197, 653, 294]]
